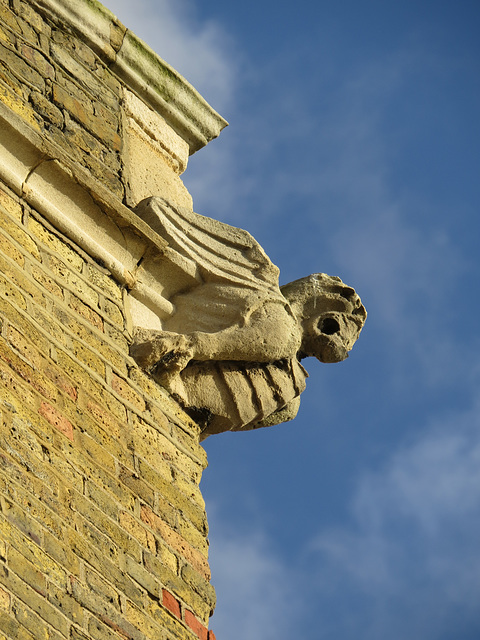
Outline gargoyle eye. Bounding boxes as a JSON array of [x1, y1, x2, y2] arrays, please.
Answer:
[[319, 317, 340, 335]]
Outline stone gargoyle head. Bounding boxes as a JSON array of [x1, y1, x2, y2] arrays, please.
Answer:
[[282, 273, 367, 365]]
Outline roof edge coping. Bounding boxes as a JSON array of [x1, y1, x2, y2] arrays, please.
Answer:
[[29, 0, 228, 154]]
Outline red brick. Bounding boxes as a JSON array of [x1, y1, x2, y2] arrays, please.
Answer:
[[38, 402, 74, 440], [162, 589, 181, 618], [208, 632, 216, 640], [184, 610, 208, 640]]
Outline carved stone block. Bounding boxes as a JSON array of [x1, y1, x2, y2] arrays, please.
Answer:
[[130, 198, 366, 438]]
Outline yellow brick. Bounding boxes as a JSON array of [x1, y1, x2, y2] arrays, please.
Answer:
[[30, 265, 64, 298], [83, 398, 122, 440], [0, 422, 60, 493], [0, 4, 20, 32], [12, 600, 53, 640], [156, 539, 178, 575], [0, 190, 22, 221], [47, 584, 84, 626], [38, 401, 74, 440], [119, 511, 156, 553], [0, 257, 46, 306], [42, 360, 78, 400], [0, 273, 27, 311], [144, 583, 205, 636], [118, 464, 155, 508], [87, 264, 122, 301], [0, 232, 24, 266], [0, 82, 41, 131], [181, 564, 216, 611], [73, 410, 135, 471], [15, 1, 46, 34], [134, 458, 206, 534], [0, 24, 14, 45], [70, 492, 142, 563], [29, 305, 69, 348], [0, 468, 68, 540], [123, 554, 160, 599], [130, 414, 203, 484], [0, 586, 10, 611], [98, 340, 128, 376], [0, 212, 39, 260], [42, 529, 81, 578], [0, 298, 49, 356], [73, 514, 120, 566], [57, 350, 127, 421], [104, 323, 129, 352], [71, 339, 105, 377], [65, 273, 99, 308], [128, 368, 170, 415], [0, 567, 70, 637], [171, 474, 206, 512], [171, 420, 204, 461], [7, 325, 40, 367], [0, 338, 57, 405], [111, 373, 145, 413], [0, 358, 38, 407], [124, 599, 189, 640], [1, 499, 43, 552], [8, 546, 46, 596], [27, 218, 84, 271], [157, 431, 204, 484], [84, 567, 120, 610], [0, 515, 67, 589], [73, 431, 115, 474], [69, 294, 104, 330], [85, 479, 134, 521], [0, 610, 36, 640], [176, 518, 209, 559], [140, 506, 210, 580], [102, 298, 124, 327], [45, 448, 84, 493]]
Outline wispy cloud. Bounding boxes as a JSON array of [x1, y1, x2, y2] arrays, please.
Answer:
[[309, 397, 480, 639], [103, 0, 237, 112], [207, 512, 300, 640]]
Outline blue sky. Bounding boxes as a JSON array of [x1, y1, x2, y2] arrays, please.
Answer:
[[103, 1, 480, 638]]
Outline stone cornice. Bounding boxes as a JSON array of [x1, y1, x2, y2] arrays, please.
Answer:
[[29, 0, 228, 154]]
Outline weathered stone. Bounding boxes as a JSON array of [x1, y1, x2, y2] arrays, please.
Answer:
[[130, 199, 366, 436], [29, 90, 64, 127], [0, 41, 45, 90]]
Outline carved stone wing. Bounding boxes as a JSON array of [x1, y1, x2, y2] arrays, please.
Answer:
[[134, 197, 281, 292]]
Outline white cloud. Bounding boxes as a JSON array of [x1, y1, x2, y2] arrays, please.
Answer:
[[103, 0, 237, 112], [310, 399, 480, 639], [207, 515, 300, 640]]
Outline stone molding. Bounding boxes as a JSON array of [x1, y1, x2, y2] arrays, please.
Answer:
[[0, 100, 177, 328], [28, 0, 228, 154]]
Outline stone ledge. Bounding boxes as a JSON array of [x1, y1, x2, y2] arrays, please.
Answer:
[[28, 0, 228, 154]]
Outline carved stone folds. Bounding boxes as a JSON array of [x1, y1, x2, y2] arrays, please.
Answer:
[[130, 199, 367, 438]]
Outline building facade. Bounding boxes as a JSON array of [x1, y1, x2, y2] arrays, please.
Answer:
[[0, 1, 225, 638]]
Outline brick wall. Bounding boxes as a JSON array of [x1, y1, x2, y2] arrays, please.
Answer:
[[0, 0, 124, 198], [0, 1, 220, 638], [0, 181, 216, 640]]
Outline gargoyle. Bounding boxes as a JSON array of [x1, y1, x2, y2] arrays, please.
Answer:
[[130, 198, 366, 438]]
